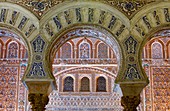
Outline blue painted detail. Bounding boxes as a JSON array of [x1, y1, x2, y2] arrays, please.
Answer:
[[125, 64, 141, 80], [28, 62, 46, 77]]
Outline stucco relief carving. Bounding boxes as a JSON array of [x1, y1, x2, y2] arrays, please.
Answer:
[[0, 9, 7, 22], [18, 16, 28, 30], [108, 1, 154, 18], [43, 6, 128, 39], [0, 5, 38, 38]]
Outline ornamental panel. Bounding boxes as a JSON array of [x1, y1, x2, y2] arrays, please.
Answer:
[[32, 36, 45, 53]]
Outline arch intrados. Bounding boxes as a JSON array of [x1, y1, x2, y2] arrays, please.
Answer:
[[81, 77, 90, 80], [62, 75, 75, 81], [49, 26, 122, 68]]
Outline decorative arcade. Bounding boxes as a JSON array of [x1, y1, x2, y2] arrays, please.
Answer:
[[0, 0, 169, 111]]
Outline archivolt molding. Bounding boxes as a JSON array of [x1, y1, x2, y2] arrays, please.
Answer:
[[40, 1, 130, 42], [0, 2, 39, 41], [131, 2, 170, 42]]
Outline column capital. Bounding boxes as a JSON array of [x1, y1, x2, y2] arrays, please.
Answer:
[[120, 83, 146, 111], [28, 93, 49, 111], [121, 95, 140, 111]]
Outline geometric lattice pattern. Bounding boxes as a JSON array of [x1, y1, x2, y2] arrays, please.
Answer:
[[142, 35, 170, 111], [98, 43, 108, 58], [0, 67, 18, 110], [0, 37, 28, 111], [152, 67, 170, 110]]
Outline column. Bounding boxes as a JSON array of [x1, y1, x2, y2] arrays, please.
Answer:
[[2, 46, 6, 58], [75, 74, 79, 92], [92, 74, 95, 92]]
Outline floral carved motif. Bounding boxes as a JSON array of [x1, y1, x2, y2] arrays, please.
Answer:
[[108, 1, 154, 18]]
